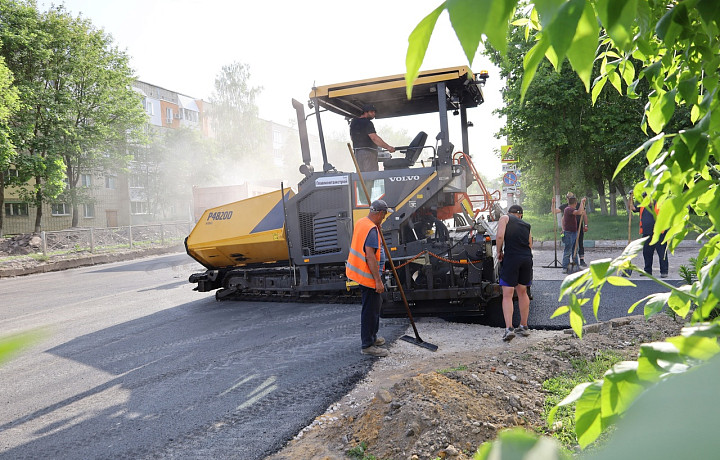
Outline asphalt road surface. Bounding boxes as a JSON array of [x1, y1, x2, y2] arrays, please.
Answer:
[[0, 247, 693, 458], [0, 254, 407, 459]]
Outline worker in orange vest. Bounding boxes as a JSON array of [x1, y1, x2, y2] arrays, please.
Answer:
[[346, 200, 392, 357], [629, 191, 668, 278]]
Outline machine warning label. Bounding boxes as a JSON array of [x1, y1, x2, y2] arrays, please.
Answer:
[[315, 176, 349, 187], [207, 211, 233, 222]]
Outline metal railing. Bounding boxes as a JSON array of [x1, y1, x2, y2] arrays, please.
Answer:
[[40, 222, 192, 256]]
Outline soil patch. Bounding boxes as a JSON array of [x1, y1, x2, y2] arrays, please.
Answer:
[[268, 314, 683, 460]]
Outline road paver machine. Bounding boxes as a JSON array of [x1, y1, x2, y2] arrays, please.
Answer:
[[186, 66, 503, 317]]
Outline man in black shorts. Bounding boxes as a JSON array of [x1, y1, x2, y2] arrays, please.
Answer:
[[495, 204, 533, 342], [350, 104, 396, 172]]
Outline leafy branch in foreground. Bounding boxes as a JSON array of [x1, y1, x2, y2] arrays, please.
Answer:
[[408, 0, 720, 457]]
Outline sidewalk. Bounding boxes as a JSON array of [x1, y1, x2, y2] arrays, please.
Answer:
[[0, 244, 185, 278], [532, 241, 701, 281]]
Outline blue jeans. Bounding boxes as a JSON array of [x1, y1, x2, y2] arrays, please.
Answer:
[[360, 285, 382, 348], [562, 231, 579, 269]]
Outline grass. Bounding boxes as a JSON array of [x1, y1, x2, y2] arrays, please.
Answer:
[[539, 350, 625, 450], [523, 211, 711, 242], [347, 442, 380, 460], [437, 364, 468, 374]]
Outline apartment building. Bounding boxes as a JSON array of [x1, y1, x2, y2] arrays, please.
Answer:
[[2, 80, 350, 235]]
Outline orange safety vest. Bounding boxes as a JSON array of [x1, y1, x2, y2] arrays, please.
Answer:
[[346, 217, 382, 288]]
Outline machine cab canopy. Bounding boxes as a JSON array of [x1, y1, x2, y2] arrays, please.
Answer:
[[309, 66, 487, 120]]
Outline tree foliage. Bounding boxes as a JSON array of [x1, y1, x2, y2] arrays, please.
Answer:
[[0, 0, 146, 231], [407, 0, 720, 457], [0, 53, 20, 236]]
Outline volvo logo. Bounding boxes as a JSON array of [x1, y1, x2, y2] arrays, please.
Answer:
[[388, 175, 420, 182]]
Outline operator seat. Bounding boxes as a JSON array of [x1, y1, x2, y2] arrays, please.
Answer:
[[384, 131, 428, 170]]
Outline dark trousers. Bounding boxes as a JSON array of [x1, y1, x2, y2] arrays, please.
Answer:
[[578, 227, 585, 258], [360, 285, 382, 349], [643, 235, 668, 275]]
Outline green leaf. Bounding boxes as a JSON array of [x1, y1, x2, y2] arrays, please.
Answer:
[[592, 75, 608, 104], [593, 291, 601, 319], [551, 305, 570, 318], [600, 361, 646, 429], [574, 381, 604, 448], [544, 0, 584, 71], [607, 68, 623, 94], [637, 341, 685, 381], [641, 292, 671, 317], [667, 335, 720, 361], [595, 0, 637, 51], [565, 0, 600, 91], [647, 89, 676, 134], [606, 275, 636, 287], [589, 258, 611, 285], [406, 4, 445, 99]]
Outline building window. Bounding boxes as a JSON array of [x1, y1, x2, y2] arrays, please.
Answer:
[[4, 202, 28, 216], [4, 168, 19, 178], [83, 203, 95, 218], [130, 201, 148, 215], [51, 203, 70, 216], [129, 174, 144, 188], [105, 175, 116, 189], [166, 107, 173, 124], [81, 174, 92, 187]]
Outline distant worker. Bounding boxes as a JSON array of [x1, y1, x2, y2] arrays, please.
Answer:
[[559, 195, 586, 274], [350, 104, 396, 172], [495, 204, 533, 342], [346, 199, 392, 357], [629, 191, 668, 278], [553, 191, 589, 267]]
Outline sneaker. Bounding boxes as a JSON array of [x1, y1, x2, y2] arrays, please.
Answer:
[[562, 268, 568, 274], [361, 346, 388, 357], [502, 328, 515, 342], [374, 336, 386, 346], [517, 325, 530, 337], [580, 260, 587, 267], [660, 273, 668, 278]]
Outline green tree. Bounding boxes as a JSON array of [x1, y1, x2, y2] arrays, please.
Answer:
[[0, 52, 20, 236], [0, 1, 145, 230], [407, 0, 720, 457], [484, 14, 648, 215]]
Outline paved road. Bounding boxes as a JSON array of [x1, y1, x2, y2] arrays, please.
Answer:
[[0, 245, 698, 458], [0, 254, 406, 459]]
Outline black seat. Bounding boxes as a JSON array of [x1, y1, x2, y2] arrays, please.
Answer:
[[384, 131, 428, 170]]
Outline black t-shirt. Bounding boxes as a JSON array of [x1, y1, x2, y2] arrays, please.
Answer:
[[503, 215, 532, 258], [350, 117, 376, 149]]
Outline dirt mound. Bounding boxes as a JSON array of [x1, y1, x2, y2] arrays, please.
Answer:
[[0, 233, 42, 256], [268, 314, 684, 460]]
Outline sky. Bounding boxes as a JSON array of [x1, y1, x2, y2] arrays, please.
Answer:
[[40, 0, 506, 180]]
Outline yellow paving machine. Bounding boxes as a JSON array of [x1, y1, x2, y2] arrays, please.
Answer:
[[187, 66, 503, 319]]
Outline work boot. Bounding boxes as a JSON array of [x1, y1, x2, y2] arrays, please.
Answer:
[[373, 337, 386, 346], [361, 346, 389, 357], [580, 259, 587, 267], [562, 268, 568, 274]]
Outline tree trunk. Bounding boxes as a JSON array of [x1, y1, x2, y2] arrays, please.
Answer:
[[34, 182, 42, 233], [609, 182, 617, 216], [595, 179, 608, 215], [0, 173, 5, 237]]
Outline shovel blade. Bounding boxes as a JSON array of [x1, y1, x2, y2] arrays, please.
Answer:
[[400, 335, 438, 352]]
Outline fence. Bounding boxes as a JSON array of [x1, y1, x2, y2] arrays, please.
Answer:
[[40, 222, 192, 256]]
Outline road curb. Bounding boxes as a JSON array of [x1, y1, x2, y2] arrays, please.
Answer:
[[534, 239, 703, 249], [0, 244, 185, 278]]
